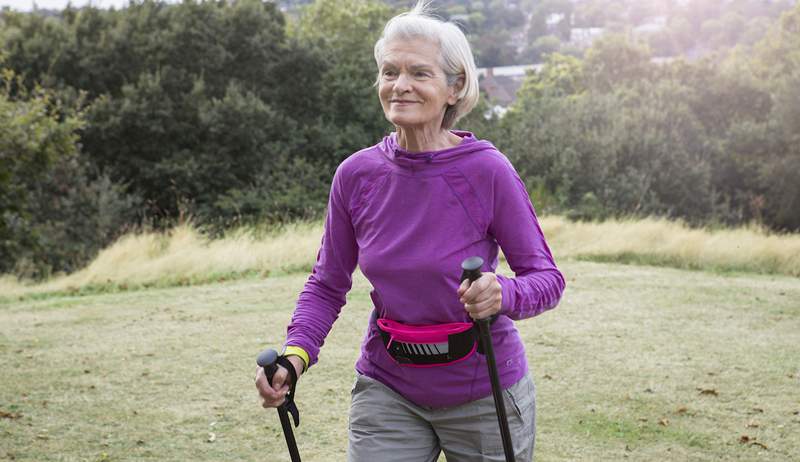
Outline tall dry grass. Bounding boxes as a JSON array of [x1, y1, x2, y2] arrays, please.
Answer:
[[545, 216, 800, 276], [2, 216, 798, 298], [0, 221, 322, 298]]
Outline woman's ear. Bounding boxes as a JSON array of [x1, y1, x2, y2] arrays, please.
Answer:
[[447, 75, 465, 105]]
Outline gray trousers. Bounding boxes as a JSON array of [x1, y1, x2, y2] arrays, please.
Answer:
[[348, 373, 536, 462]]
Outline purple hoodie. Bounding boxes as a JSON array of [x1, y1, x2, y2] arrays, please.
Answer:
[[285, 131, 565, 408]]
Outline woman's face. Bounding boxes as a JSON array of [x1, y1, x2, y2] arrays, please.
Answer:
[[378, 38, 459, 131]]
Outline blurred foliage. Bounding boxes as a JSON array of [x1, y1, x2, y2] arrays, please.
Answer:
[[500, 3, 800, 230], [290, 0, 393, 158], [0, 67, 139, 277], [302, 0, 794, 66]]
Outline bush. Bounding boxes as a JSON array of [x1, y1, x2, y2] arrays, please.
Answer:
[[16, 155, 141, 279], [0, 67, 139, 278]]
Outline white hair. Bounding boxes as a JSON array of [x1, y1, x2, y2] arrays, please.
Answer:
[[374, 1, 479, 130]]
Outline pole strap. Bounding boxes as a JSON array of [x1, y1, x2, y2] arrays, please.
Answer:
[[275, 355, 300, 427]]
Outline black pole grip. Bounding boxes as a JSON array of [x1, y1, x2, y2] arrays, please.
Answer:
[[257, 348, 280, 385], [460, 256, 484, 285], [461, 256, 498, 327], [460, 256, 490, 334]]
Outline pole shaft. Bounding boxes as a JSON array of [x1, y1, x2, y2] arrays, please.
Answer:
[[476, 318, 515, 462], [461, 257, 515, 462], [277, 407, 301, 462]]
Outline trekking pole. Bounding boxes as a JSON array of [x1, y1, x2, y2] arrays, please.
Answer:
[[257, 349, 302, 462], [461, 256, 515, 462]]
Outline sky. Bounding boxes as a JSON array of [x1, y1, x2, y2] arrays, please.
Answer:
[[1, 0, 137, 11]]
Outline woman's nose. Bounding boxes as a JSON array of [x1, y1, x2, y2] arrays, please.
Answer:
[[394, 72, 412, 93]]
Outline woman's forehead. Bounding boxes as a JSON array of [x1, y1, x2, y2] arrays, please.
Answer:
[[381, 38, 441, 67]]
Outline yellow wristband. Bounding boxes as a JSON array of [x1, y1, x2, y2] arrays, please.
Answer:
[[282, 346, 309, 372]]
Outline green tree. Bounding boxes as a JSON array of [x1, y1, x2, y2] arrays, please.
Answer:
[[583, 34, 653, 92], [520, 35, 561, 63], [514, 53, 584, 103], [528, 0, 573, 42], [0, 69, 82, 273], [503, 77, 712, 222], [4, 0, 335, 225], [291, 0, 393, 160], [748, 3, 800, 229], [0, 67, 137, 277]]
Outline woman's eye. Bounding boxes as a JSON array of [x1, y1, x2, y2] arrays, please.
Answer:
[[383, 70, 397, 77]]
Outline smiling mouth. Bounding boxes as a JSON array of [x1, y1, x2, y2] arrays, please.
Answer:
[[391, 100, 418, 104]]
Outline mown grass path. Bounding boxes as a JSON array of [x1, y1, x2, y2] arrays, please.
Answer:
[[1, 261, 798, 461]]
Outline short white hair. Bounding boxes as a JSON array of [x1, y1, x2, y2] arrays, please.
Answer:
[[374, 1, 479, 130]]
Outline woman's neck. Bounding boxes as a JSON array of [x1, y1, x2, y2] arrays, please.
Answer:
[[396, 126, 462, 153]]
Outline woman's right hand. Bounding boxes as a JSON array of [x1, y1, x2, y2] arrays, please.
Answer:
[[255, 355, 305, 408]]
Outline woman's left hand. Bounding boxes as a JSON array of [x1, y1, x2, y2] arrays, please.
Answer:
[[458, 272, 503, 320]]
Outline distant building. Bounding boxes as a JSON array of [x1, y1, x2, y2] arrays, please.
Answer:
[[633, 16, 667, 35], [569, 27, 604, 49], [478, 64, 543, 80], [478, 64, 543, 115], [546, 13, 565, 27]]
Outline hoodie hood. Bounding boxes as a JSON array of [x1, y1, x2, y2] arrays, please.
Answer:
[[380, 130, 496, 173]]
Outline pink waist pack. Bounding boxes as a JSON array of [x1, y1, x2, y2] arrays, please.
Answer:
[[376, 318, 478, 367]]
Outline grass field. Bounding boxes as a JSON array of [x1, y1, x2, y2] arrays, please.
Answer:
[[1, 260, 798, 461]]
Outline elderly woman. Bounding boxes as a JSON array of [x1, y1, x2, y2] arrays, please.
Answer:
[[256, 3, 564, 461]]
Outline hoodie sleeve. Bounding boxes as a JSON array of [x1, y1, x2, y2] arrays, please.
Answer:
[[488, 156, 565, 320], [284, 162, 359, 367]]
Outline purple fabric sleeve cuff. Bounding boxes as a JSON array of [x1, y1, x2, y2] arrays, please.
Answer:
[[496, 273, 516, 316]]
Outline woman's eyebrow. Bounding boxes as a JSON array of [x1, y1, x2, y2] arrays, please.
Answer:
[[381, 61, 434, 70]]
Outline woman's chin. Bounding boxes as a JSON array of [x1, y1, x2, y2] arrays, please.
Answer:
[[387, 115, 432, 130]]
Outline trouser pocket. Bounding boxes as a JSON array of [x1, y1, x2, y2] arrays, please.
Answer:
[[480, 374, 536, 460], [504, 374, 536, 423]]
